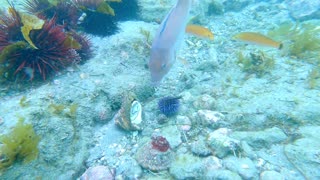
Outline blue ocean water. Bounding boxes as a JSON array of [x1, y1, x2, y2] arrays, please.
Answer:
[[0, 0, 319, 179]]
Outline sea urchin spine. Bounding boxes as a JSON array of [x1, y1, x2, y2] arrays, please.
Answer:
[[158, 96, 181, 117]]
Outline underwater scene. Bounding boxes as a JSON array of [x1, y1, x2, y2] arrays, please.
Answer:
[[0, 0, 319, 179]]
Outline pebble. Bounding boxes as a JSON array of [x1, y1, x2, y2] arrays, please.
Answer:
[[190, 136, 212, 157], [135, 141, 174, 171], [224, 156, 258, 179], [260, 170, 284, 180], [169, 153, 204, 179], [80, 166, 115, 180], [197, 110, 225, 128], [207, 128, 241, 158], [230, 127, 287, 149], [205, 169, 242, 180], [193, 94, 216, 110], [176, 115, 192, 131]]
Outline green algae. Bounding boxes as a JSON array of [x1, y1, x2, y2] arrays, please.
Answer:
[[0, 118, 40, 170], [19, 96, 29, 107], [237, 50, 275, 77], [48, 103, 78, 118]]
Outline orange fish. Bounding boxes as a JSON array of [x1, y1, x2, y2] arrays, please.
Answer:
[[233, 32, 282, 49], [185, 24, 214, 40]]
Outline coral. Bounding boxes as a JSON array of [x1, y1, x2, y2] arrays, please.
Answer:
[[237, 50, 275, 77], [158, 96, 181, 117], [0, 118, 40, 170], [151, 136, 170, 152]]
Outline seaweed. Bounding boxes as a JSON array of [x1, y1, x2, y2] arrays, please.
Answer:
[[0, 118, 40, 170], [48, 103, 65, 115], [237, 50, 275, 77], [66, 103, 78, 118], [19, 96, 29, 107], [268, 21, 320, 64], [48, 103, 78, 118]]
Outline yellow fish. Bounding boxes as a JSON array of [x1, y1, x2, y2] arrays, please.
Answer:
[[233, 32, 282, 49], [185, 24, 214, 40]]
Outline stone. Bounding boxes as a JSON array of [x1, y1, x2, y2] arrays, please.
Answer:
[[193, 94, 216, 110], [224, 157, 258, 179], [80, 166, 115, 180], [206, 128, 241, 158], [197, 110, 224, 129], [205, 169, 242, 180], [135, 140, 174, 171], [260, 171, 284, 180], [284, 126, 320, 179], [116, 156, 142, 179], [190, 136, 212, 157], [285, 0, 320, 20], [230, 127, 287, 149], [176, 115, 192, 131], [169, 153, 204, 179], [161, 125, 182, 149]]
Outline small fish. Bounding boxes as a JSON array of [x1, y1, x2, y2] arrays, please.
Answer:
[[185, 24, 214, 40], [148, 0, 192, 86], [233, 32, 283, 49]]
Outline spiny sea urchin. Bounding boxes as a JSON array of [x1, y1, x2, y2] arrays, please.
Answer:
[[158, 96, 181, 117], [0, 8, 79, 81], [23, 0, 79, 30], [72, 0, 119, 36], [68, 31, 93, 60]]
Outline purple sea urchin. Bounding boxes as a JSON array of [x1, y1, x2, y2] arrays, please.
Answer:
[[158, 96, 181, 117]]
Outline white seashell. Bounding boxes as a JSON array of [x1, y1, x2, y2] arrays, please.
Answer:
[[130, 100, 142, 127]]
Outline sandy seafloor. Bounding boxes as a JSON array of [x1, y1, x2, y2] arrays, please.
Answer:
[[0, 0, 320, 179]]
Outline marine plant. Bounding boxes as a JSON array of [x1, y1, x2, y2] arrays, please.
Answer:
[[48, 102, 79, 118], [236, 50, 275, 77], [0, 118, 40, 170], [268, 21, 320, 64], [158, 96, 181, 117]]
